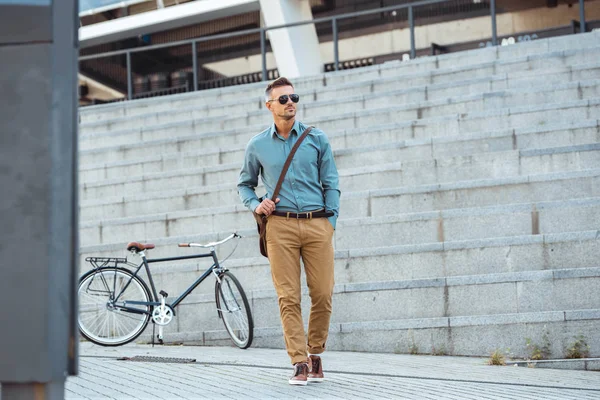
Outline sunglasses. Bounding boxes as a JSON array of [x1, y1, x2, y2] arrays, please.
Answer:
[[268, 94, 300, 105]]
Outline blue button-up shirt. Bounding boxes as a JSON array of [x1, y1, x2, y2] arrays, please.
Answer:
[[238, 120, 341, 228]]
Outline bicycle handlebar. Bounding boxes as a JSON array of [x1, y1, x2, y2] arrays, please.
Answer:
[[178, 232, 241, 249]]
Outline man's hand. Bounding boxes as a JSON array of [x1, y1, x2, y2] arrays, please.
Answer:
[[255, 198, 280, 216]]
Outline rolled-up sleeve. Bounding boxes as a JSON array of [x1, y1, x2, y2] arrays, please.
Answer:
[[238, 141, 262, 213], [318, 134, 341, 229]]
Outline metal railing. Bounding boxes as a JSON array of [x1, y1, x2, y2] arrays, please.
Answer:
[[79, 0, 591, 101]]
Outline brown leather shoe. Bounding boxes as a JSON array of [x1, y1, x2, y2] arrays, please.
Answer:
[[289, 362, 309, 386], [307, 355, 324, 382]]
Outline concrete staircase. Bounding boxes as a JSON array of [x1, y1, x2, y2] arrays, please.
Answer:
[[78, 32, 600, 358]]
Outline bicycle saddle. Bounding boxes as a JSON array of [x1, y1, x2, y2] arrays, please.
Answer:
[[126, 242, 155, 252]]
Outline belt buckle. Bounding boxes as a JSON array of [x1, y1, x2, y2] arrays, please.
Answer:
[[298, 212, 312, 219]]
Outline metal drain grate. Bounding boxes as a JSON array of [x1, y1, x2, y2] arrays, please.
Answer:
[[117, 356, 196, 363]]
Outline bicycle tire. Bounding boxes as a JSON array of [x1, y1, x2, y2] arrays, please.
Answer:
[[215, 271, 254, 349], [78, 267, 152, 346]]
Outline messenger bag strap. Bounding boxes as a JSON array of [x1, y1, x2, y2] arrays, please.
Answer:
[[270, 126, 313, 201]]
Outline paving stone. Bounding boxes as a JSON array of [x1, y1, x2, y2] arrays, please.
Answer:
[[45, 343, 600, 399]]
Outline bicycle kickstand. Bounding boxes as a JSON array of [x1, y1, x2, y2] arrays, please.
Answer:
[[156, 290, 169, 345]]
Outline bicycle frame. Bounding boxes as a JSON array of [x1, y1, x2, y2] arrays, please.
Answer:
[[109, 249, 225, 316]]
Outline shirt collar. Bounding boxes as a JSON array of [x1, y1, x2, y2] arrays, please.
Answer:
[[270, 120, 302, 138]]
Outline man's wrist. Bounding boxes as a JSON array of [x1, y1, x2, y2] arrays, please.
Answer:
[[250, 199, 262, 213]]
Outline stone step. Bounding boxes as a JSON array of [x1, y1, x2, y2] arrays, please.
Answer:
[[81, 194, 600, 273], [136, 307, 599, 358], [244, 309, 600, 358], [80, 228, 600, 353], [337, 129, 600, 170], [79, 122, 600, 204], [79, 120, 600, 217], [320, 60, 600, 102], [78, 73, 600, 141], [130, 268, 600, 357], [79, 168, 600, 249], [79, 70, 600, 159], [79, 125, 600, 191], [78, 108, 600, 170], [169, 266, 600, 332], [325, 30, 600, 87], [337, 197, 600, 250], [250, 270, 600, 328], [304, 79, 600, 121], [79, 171, 600, 247], [78, 56, 600, 134], [80, 203, 600, 299], [141, 148, 600, 212], [340, 143, 600, 192], [80, 115, 600, 187], [78, 85, 600, 165], [78, 90, 600, 153], [79, 142, 600, 218], [78, 32, 600, 124]]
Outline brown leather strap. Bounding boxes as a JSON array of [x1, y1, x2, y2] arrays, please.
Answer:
[[270, 126, 313, 201]]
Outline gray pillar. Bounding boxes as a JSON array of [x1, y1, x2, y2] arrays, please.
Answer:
[[2, 382, 65, 400], [579, 0, 586, 33], [409, 6, 416, 59], [0, 0, 79, 398], [332, 18, 339, 71], [491, 0, 498, 46]]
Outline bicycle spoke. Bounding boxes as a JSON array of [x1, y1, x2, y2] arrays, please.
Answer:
[[216, 272, 253, 348], [78, 269, 150, 346]]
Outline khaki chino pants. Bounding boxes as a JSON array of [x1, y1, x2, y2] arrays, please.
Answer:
[[265, 215, 335, 365]]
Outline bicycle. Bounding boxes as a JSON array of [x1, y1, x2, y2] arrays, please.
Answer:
[[77, 232, 253, 349]]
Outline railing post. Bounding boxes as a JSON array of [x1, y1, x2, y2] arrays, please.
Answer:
[[579, 0, 586, 33], [192, 41, 198, 91], [126, 51, 133, 100], [409, 6, 416, 59], [490, 0, 498, 46], [333, 18, 339, 71], [260, 28, 267, 81]]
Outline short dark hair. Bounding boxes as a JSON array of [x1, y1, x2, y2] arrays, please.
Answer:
[[265, 77, 294, 101]]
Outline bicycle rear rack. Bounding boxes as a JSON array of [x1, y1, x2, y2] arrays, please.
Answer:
[[85, 256, 128, 270]]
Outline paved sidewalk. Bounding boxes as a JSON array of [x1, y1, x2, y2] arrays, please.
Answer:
[[63, 343, 600, 399]]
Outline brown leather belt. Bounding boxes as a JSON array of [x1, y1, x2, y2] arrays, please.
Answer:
[[271, 210, 334, 219]]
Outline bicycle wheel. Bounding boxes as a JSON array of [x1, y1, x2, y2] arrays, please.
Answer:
[[215, 271, 253, 349], [78, 267, 151, 346]]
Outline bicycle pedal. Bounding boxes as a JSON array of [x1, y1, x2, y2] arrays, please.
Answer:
[[159, 290, 168, 298]]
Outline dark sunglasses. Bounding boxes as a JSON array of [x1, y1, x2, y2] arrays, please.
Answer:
[[268, 94, 300, 105]]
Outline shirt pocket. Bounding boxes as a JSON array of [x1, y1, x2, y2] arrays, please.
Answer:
[[294, 142, 319, 176]]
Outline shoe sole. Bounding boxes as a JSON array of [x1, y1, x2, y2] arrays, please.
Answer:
[[308, 377, 324, 383], [289, 380, 308, 386]]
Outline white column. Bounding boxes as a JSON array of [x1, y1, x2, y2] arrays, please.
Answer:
[[259, 0, 323, 79]]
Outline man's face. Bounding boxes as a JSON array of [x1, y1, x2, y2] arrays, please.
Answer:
[[266, 85, 296, 120]]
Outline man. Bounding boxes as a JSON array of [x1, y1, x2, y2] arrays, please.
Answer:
[[238, 77, 340, 385]]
